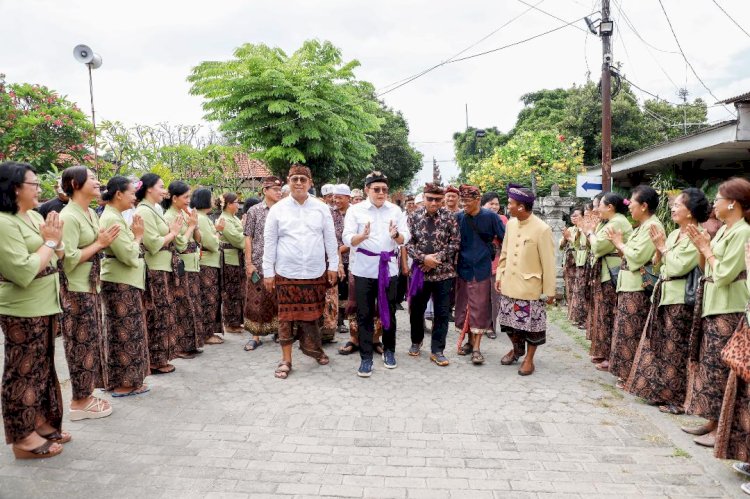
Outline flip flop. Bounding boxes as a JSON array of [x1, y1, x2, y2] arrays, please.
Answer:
[[244, 339, 262, 351], [38, 430, 72, 444], [150, 365, 176, 375], [112, 385, 151, 398], [338, 341, 359, 355]]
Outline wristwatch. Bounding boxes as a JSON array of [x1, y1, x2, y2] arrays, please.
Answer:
[[44, 240, 57, 249]]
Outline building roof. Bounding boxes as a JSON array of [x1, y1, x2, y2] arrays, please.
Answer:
[[718, 91, 750, 105], [235, 153, 271, 179], [588, 119, 749, 181]]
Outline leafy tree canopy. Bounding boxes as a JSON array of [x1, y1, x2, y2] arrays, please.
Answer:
[[188, 39, 383, 183], [467, 130, 585, 204], [367, 101, 423, 191], [456, 79, 709, 171], [0, 75, 92, 172], [453, 127, 508, 182]]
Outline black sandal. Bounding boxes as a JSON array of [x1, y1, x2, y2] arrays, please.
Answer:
[[338, 341, 359, 355], [150, 364, 176, 375]]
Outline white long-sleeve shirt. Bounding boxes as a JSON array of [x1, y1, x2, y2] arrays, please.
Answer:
[[262, 195, 339, 279], [343, 199, 410, 279]]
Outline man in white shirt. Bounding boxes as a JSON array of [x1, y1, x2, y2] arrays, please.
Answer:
[[263, 165, 339, 379], [343, 171, 410, 377]]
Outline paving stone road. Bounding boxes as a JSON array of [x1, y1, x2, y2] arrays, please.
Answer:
[[0, 307, 746, 498]]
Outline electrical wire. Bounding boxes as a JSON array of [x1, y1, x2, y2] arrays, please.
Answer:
[[655, 0, 736, 117], [378, 0, 547, 94], [612, 0, 681, 91], [710, 0, 750, 39]]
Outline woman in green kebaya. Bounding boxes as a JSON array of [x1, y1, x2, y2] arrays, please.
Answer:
[[191, 188, 225, 345], [606, 185, 664, 385], [217, 192, 247, 334], [99, 176, 150, 398], [135, 173, 183, 374], [163, 181, 203, 357], [683, 177, 750, 447], [0, 161, 66, 459], [625, 188, 711, 415], [59, 166, 117, 421]]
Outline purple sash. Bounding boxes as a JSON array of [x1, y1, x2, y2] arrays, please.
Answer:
[[408, 260, 424, 299], [356, 247, 397, 330]]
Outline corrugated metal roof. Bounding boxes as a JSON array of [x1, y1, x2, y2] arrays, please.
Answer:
[[589, 119, 737, 169], [718, 91, 750, 104]]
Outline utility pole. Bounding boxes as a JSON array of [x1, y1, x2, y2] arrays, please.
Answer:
[[465, 103, 469, 130], [600, 0, 613, 193], [678, 88, 689, 134]]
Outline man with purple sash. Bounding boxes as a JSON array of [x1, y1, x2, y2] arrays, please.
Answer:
[[343, 171, 410, 377], [405, 183, 460, 366]]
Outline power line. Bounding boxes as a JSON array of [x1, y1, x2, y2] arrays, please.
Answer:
[[444, 15, 591, 65], [377, 0, 547, 94], [516, 0, 588, 33], [612, 0, 682, 91], [655, 0, 736, 117], [710, 0, 750, 39]]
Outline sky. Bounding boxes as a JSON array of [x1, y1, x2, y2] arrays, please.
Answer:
[[2, 0, 749, 188]]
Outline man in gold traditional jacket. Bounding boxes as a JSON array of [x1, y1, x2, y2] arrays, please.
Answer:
[[495, 184, 556, 376]]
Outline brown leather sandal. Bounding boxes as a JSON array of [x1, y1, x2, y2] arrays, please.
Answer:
[[38, 430, 72, 444], [13, 440, 63, 459], [274, 361, 292, 379], [317, 354, 330, 366]]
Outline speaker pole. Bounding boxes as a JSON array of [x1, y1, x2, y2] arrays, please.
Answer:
[[87, 63, 98, 172]]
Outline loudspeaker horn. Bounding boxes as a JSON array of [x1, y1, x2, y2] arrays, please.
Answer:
[[89, 53, 103, 69], [73, 44, 94, 64]]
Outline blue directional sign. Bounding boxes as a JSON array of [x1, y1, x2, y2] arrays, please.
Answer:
[[576, 175, 603, 198]]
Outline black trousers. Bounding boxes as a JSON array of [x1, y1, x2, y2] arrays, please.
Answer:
[[409, 278, 452, 354], [355, 275, 398, 360], [337, 263, 349, 326]]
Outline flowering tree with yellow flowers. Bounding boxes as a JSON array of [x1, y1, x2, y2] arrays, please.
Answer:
[[467, 130, 585, 204]]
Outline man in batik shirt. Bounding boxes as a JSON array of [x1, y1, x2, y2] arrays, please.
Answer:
[[405, 183, 460, 366], [243, 176, 282, 351]]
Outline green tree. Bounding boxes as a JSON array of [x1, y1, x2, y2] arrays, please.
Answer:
[[0, 75, 92, 172], [367, 102, 423, 191], [467, 130, 585, 204], [188, 40, 382, 183], [642, 97, 708, 142], [452, 127, 508, 182], [514, 88, 571, 133]]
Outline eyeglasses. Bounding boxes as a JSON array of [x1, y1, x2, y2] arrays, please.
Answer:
[[23, 182, 41, 188], [714, 196, 726, 201], [424, 196, 443, 203], [289, 176, 309, 184], [370, 187, 388, 194]]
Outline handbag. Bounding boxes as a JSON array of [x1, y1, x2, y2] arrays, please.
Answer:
[[721, 314, 750, 383], [603, 255, 620, 286], [683, 266, 702, 306], [640, 265, 659, 295]]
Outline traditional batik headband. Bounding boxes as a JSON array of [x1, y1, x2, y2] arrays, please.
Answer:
[[365, 171, 388, 187], [445, 185, 459, 195], [506, 183, 535, 204], [423, 183, 445, 195], [459, 184, 481, 199], [288, 164, 312, 179], [262, 176, 282, 189]]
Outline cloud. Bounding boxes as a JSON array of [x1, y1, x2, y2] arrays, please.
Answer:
[[2, 0, 748, 186]]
